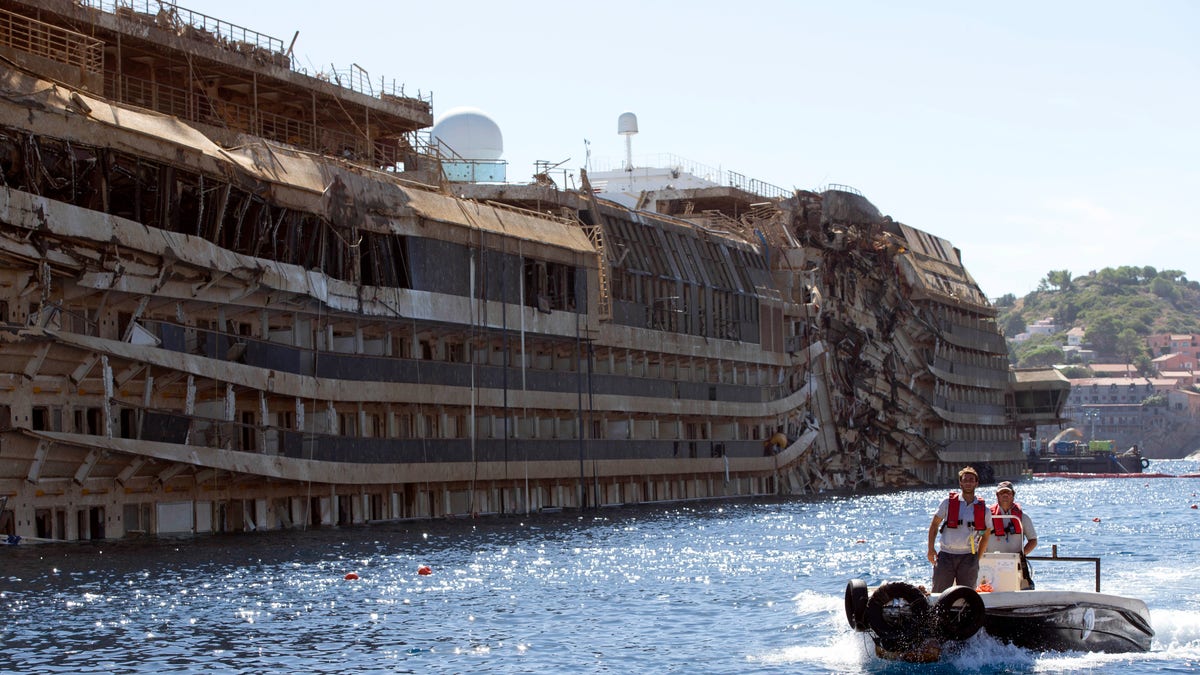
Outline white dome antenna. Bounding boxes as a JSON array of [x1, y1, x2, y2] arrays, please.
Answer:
[[618, 112, 638, 171], [430, 106, 506, 183], [432, 107, 503, 160]]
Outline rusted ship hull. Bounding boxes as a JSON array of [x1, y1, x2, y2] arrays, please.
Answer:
[[0, 0, 1066, 541]]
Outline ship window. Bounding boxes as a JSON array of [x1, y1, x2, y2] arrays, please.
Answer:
[[395, 414, 411, 439], [241, 411, 257, 451], [338, 413, 357, 437], [31, 406, 49, 431]]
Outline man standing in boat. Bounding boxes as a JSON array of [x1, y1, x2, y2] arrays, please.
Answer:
[[926, 466, 991, 592], [988, 480, 1038, 588]]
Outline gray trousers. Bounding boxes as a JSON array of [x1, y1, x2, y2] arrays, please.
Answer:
[[932, 551, 979, 592]]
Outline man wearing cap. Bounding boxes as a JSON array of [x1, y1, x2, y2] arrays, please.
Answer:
[[989, 480, 1038, 588], [927, 466, 991, 592]]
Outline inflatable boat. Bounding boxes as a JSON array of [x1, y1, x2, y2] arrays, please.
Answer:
[[844, 550, 1154, 662]]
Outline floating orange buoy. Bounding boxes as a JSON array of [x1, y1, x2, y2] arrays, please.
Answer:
[[1191, 504, 1197, 509], [856, 539, 866, 544], [1092, 517, 1101, 522], [344, 572, 359, 580], [417, 565, 432, 576]]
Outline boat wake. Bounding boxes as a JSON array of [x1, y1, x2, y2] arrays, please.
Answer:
[[752, 630, 876, 671], [750, 591, 875, 670], [1147, 609, 1200, 651]]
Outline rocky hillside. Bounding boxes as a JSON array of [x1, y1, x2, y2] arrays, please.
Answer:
[[996, 266, 1200, 366]]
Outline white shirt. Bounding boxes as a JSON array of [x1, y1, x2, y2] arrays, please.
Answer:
[[935, 495, 987, 554]]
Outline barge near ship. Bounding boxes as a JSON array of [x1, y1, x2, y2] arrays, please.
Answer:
[[0, 0, 1068, 541], [1027, 438, 1148, 476]]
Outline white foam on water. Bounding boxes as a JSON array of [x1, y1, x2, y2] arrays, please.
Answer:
[[751, 629, 876, 670], [791, 588, 842, 615], [1146, 608, 1200, 653]]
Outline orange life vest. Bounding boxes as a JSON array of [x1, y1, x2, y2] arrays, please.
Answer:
[[990, 502, 1023, 537], [945, 492, 987, 530]]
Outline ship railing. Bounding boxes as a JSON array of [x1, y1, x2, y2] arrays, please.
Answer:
[[1026, 545, 1101, 592], [930, 356, 1011, 386], [84, 0, 431, 108], [111, 397, 343, 458], [1013, 401, 1068, 415], [932, 396, 1007, 416], [821, 183, 863, 197], [0, 7, 104, 73], [323, 64, 426, 102], [107, 398, 791, 462], [84, 0, 284, 59], [936, 319, 1009, 353], [109, 399, 270, 455], [590, 153, 791, 200], [727, 171, 792, 200], [106, 72, 407, 167]]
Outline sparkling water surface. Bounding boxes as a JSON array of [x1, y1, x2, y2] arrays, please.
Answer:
[[3, 460, 1199, 673]]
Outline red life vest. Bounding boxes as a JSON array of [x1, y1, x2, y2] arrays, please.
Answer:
[[990, 502, 1023, 537], [945, 492, 987, 530]]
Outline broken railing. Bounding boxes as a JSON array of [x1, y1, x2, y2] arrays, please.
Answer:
[[82, 0, 284, 58]]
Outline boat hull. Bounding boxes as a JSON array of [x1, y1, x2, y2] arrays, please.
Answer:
[[981, 590, 1154, 653]]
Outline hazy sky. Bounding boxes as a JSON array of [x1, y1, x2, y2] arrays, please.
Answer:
[[194, 0, 1198, 298]]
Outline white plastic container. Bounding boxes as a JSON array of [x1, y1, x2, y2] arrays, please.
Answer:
[[977, 552, 1021, 592]]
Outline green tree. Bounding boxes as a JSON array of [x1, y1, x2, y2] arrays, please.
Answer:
[[1085, 314, 1123, 355], [1150, 277, 1180, 304], [1054, 300, 1080, 327], [1001, 312, 1027, 337], [1045, 269, 1073, 291], [1059, 365, 1093, 379], [1116, 328, 1145, 364], [1017, 343, 1064, 368], [1142, 393, 1167, 407], [995, 293, 1016, 308]]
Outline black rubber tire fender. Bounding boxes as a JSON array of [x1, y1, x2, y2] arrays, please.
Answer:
[[844, 579, 869, 631], [865, 581, 929, 648], [932, 585, 986, 642], [1141, 457, 1151, 469]]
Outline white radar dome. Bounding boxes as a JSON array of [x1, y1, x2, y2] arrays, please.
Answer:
[[431, 107, 503, 160], [618, 111, 638, 135]]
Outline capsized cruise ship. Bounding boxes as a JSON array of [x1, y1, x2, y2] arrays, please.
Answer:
[[0, 0, 1068, 541]]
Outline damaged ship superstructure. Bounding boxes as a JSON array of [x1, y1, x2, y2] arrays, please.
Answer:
[[0, 0, 1066, 541]]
